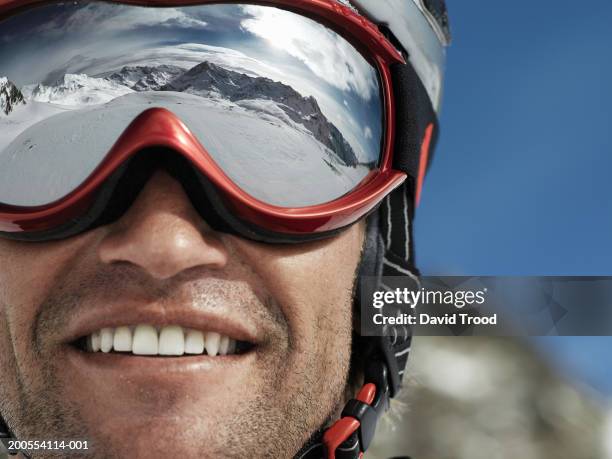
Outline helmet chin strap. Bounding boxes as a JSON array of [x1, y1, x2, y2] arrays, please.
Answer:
[[0, 417, 31, 458], [294, 359, 392, 459]]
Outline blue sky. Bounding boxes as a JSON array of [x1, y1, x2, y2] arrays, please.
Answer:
[[414, 1, 612, 394]]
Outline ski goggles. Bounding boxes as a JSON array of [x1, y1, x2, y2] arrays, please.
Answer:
[[0, 0, 433, 243]]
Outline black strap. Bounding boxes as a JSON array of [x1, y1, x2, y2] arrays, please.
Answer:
[[295, 431, 361, 459], [391, 61, 439, 186], [0, 417, 25, 457], [375, 185, 418, 394]]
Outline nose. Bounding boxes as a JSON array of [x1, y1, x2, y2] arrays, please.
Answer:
[[97, 171, 229, 279]]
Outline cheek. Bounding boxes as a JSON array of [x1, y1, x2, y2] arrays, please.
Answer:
[[227, 224, 364, 388], [0, 240, 70, 413], [229, 225, 364, 315], [0, 235, 98, 359], [0, 240, 73, 321]]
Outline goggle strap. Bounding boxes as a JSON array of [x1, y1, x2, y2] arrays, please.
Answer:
[[391, 62, 439, 200]]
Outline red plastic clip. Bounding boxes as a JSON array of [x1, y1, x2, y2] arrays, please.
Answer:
[[322, 383, 377, 459]]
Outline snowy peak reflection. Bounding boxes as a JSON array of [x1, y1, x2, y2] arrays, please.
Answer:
[[6, 60, 361, 168], [160, 61, 359, 167], [107, 65, 185, 91], [0, 77, 25, 115]]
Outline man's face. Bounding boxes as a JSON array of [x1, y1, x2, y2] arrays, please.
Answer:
[[0, 172, 365, 458]]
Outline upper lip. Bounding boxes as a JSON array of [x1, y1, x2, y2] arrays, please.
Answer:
[[62, 300, 262, 346]]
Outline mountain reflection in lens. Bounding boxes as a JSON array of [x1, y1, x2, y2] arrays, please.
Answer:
[[0, 2, 383, 207]]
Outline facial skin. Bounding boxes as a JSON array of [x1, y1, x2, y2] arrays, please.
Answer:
[[0, 171, 366, 458]]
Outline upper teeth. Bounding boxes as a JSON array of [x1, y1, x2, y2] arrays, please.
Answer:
[[86, 325, 238, 356]]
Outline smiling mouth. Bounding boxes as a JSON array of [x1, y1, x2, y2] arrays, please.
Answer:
[[72, 324, 255, 357]]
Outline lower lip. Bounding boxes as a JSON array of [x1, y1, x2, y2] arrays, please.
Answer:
[[65, 345, 256, 379]]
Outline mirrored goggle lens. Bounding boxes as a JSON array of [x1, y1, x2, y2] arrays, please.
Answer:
[[0, 1, 383, 208]]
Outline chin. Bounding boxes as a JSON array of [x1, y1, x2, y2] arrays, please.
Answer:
[[87, 416, 220, 459]]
